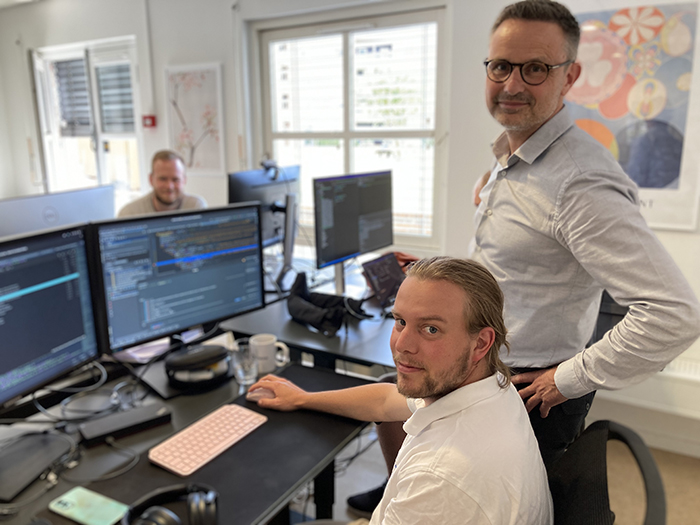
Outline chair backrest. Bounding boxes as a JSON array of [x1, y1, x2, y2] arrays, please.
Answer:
[[548, 420, 666, 525]]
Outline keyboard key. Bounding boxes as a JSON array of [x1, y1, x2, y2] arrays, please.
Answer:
[[148, 404, 267, 476]]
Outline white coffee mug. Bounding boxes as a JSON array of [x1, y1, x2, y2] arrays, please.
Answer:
[[250, 333, 290, 374]]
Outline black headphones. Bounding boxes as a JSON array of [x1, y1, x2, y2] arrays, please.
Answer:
[[121, 483, 218, 525]]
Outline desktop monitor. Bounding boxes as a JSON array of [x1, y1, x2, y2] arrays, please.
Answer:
[[0, 225, 99, 408], [313, 170, 393, 270], [228, 165, 300, 287], [0, 185, 115, 239], [89, 203, 265, 354]]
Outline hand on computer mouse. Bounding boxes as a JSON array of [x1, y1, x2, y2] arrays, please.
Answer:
[[246, 388, 276, 402]]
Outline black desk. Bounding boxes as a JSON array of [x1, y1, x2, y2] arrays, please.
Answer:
[[220, 299, 396, 370], [8, 365, 370, 525]]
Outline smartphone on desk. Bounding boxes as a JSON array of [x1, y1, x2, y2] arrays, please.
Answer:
[[49, 486, 129, 525]]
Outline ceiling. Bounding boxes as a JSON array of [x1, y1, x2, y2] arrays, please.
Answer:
[[0, 0, 40, 11]]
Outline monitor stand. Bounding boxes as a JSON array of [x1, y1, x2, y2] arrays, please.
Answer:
[[334, 263, 346, 296], [275, 192, 298, 292]]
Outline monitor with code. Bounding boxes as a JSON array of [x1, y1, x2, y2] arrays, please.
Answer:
[[0, 226, 99, 407], [90, 204, 265, 354], [313, 171, 393, 269]]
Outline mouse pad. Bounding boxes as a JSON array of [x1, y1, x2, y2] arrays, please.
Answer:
[[35, 364, 372, 525]]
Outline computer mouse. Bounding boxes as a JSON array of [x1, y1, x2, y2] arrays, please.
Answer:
[[246, 388, 276, 401]]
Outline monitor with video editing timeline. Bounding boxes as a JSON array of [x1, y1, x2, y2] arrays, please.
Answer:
[[89, 203, 265, 354], [0, 226, 99, 408], [313, 170, 393, 293], [0, 185, 115, 239], [228, 165, 300, 288]]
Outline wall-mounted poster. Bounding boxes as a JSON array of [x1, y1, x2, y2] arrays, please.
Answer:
[[569, 3, 699, 230], [165, 63, 225, 175]]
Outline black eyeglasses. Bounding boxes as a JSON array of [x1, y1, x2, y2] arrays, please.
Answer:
[[484, 59, 573, 86]]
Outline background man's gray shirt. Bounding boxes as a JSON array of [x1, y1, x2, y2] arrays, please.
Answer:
[[118, 192, 207, 218]]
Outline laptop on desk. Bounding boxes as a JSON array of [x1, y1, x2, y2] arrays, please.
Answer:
[[362, 253, 406, 309]]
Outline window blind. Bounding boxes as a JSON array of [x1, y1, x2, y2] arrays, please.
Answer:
[[54, 59, 92, 137], [96, 64, 135, 133]]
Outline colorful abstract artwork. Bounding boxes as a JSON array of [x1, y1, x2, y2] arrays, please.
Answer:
[[165, 63, 225, 175], [569, 3, 700, 230]]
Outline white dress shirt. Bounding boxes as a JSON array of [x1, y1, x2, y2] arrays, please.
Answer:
[[370, 374, 553, 525], [471, 106, 700, 399]]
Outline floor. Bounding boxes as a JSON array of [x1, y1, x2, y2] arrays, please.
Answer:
[[289, 424, 385, 523], [607, 441, 700, 525], [288, 424, 700, 524]]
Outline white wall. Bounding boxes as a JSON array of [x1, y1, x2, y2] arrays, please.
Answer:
[[0, 0, 155, 198], [1, 0, 700, 455], [0, 65, 14, 197]]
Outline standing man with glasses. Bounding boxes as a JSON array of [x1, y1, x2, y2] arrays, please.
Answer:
[[476, 0, 700, 468], [344, 0, 700, 518]]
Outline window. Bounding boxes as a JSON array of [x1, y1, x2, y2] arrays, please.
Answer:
[[258, 8, 444, 249], [32, 37, 143, 212]]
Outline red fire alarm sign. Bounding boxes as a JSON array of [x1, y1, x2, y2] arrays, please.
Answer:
[[142, 115, 157, 128]]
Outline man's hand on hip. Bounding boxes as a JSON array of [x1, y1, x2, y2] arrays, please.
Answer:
[[512, 367, 568, 418]]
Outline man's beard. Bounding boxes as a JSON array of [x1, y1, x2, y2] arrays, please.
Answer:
[[395, 348, 473, 399], [154, 191, 180, 206], [490, 93, 557, 133]]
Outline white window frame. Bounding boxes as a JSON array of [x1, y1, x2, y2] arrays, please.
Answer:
[[32, 36, 145, 206], [247, 2, 450, 254]]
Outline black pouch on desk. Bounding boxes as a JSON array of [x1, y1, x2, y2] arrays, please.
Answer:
[[287, 272, 366, 337], [165, 345, 231, 391]]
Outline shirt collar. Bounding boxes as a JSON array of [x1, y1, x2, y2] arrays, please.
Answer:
[[491, 105, 575, 167], [403, 374, 504, 436]]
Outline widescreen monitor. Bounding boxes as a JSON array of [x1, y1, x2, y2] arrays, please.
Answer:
[[0, 226, 99, 408], [89, 203, 265, 354], [313, 170, 393, 270], [0, 185, 115, 238]]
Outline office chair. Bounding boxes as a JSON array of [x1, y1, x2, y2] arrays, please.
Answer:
[[548, 420, 666, 525]]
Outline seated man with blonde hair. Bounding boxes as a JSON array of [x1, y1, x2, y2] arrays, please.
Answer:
[[248, 257, 552, 525], [118, 150, 207, 217]]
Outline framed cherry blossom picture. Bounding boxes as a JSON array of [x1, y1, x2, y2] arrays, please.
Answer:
[[165, 63, 225, 176], [570, 2, 700, 231]]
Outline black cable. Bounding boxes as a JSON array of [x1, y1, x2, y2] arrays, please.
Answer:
[[60, 436, 140, 483], [31, 387, 120, 424], [334, 425, 378, 475], [0, 471, 58, 517], [39, 361, 108, 394], [108, 321, 223, 405]]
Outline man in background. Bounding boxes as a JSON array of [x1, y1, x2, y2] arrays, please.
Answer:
[[118, 150, 207, 217]]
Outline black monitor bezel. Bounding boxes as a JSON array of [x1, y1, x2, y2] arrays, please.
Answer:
[[87, 203, 266, 355], [313, 170, 393, 270], [0, 224, 99, 408], [227, 165, 300, 247]]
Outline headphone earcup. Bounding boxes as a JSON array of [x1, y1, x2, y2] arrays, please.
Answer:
[[187, 490, 218, 525], [132, 506, 182, 525]]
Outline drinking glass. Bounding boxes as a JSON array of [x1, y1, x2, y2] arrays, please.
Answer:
[[231, 338, 258, 386]]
